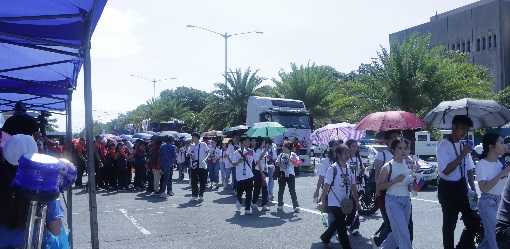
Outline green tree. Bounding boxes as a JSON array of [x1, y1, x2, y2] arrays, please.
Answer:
[[273, 63, 343, 125], [497, 86, 510, 108], [213, 68, 265, 126], [331, 34, 494, 121], [159, 87, 211, 113]]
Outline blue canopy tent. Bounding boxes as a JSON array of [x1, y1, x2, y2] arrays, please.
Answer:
[[0, 1, 107, 248]]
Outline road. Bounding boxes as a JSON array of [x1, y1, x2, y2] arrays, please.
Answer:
[[69, 171, 464, 249]]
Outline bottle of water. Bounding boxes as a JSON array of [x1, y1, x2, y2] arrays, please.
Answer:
[[320, 213, 328, 227], [468, 190, 478, 211]]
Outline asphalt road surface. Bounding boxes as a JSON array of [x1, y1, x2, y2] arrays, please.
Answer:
[[69, 170, 464, 249]]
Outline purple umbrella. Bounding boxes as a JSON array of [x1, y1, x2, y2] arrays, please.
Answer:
[[311, 123, 365, 145]]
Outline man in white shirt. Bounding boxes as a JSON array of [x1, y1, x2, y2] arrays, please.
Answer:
[[231, 136, 255, 214], [436, 115, 477, 249], [189, 132, 209, 201]]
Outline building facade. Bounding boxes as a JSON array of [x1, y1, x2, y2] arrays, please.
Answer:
[[390, 0, 510, 90]]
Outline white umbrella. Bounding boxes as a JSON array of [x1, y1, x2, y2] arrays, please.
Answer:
[[424, 98, 510, 129]]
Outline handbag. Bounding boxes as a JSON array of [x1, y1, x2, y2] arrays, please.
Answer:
[[375, 163, 392, 210], [328, 165, 355, 215]]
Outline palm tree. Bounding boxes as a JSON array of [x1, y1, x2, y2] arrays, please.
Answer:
[[214, 68, 264, 125]]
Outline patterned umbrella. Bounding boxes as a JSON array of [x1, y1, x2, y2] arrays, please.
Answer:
[[311, 123, 365, 145], [355, 111, 424, 132]]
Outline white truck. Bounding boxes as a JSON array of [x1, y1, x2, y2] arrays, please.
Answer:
[[415, 130, 475, 158], [246, 96, 313, 168]]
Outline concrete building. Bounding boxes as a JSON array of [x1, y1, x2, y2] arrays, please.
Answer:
[[390, 0, 510, 90]]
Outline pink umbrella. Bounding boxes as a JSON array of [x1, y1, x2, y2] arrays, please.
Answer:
[[355, 111, 424, 132]]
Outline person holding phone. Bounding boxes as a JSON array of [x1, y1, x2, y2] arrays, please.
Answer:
[[436, 115, 478, 249]]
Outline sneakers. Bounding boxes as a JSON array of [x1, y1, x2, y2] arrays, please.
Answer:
[[277, 206, 284, 211], [236, 201, 242, 211], [251, 204, 259, 212], [294, 207, 300, 213], [168, 191, 174, 196], [198, 196, 204, 202], [191, 196, 198, 201], [244, 209, 252, 215], [160, 193, 169, 199], [261, 205, 270, 211]]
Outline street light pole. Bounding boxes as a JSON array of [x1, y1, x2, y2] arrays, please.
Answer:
[[130, 74, 177, 99], [186, 25, 263, 84]]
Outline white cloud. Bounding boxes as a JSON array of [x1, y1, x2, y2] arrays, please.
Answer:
[[91, 7, 144, 59]]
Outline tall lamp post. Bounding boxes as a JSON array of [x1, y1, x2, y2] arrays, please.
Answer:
[[186, 25, 263, 83], [130, 74, 177, 99]]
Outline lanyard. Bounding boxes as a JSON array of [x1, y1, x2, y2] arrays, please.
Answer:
[[338, 164, 350, 195], [449, 139, 465, 179]]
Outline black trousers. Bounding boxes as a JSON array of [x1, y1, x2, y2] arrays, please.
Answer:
[[190, 168, 207, 197], [438, 179, 477, 249], [277, 173, 299, 208], [252, 170, 268, 206], [134, 164, 146, 188], [236, 178, 253, 210], [118, 167, 129, 188], [321, 206, 352, 249], [75, 159, 85, 187]]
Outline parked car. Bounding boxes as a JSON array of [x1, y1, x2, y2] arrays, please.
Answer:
[[416, 156, 438, 188]]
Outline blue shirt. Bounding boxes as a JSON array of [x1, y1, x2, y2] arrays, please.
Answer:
[[0, 199, 64, 248], [159, 143, 176, 171]]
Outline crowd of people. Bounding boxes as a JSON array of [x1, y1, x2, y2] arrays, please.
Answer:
[[314, 115, 510, 249], [72, 131, 306, 214]]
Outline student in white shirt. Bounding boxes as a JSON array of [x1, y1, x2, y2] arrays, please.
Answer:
[[476, 133, 510, 249], [231, 136, 255, 214], [252, 138, 270, 211], [220, 141, 231, 189], [276, 141, 301, 212], [372, 131, 399, 247], [266, 139, 278, 201], [319, 144, 360, 249], [206, 140, 222, 190], [176, 140, 187, 182], [378, 138, 417, 249], [314, 140, 339, 204], [436, 115, 477, 249], [345, 139, 363, 235], [189, 133, 209, 201]]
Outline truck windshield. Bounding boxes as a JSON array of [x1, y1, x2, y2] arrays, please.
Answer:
[[271, 113, 311, 129]]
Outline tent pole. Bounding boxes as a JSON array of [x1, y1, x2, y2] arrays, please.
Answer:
[[83, 27, 100, 249], [64, 92, 74, 249]]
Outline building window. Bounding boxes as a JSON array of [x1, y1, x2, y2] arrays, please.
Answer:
[[489, 36, 492, 48], [477, 38, 481, 51], [494, 34, 497, 48], [467, 41, 471, 52], [452, 44, 456, 50], [482, 37, 486, 50], [457, 43, 461, 50], [462, 42, 466, 52]]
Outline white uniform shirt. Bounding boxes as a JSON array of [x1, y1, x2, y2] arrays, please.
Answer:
[[325, 162, 355, 207], [176, 147, 186, 164], [476, 159, 508, 196], [437, 139, 474, 181], [266, 143, 278, 168], [276, 152, 299, 177], [254, 148, 269, 172], [224, 144, 235, 168], [375, 150, 393, 163], [190, 142, 209, 169], [383, 160, 413, 197], [347, 156, 363, 182], [318, 158, 333, 178], [232, 147, 254, 181]]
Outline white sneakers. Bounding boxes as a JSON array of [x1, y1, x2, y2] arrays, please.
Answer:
[[294, 207, 300, 213], [160, 193, 168, 199], [261, 205, 270, 211], [236, 201, 242, 211], [198, 196, 204, 202]]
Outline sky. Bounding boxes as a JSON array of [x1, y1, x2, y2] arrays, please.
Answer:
[[61, 0, 479, 132]]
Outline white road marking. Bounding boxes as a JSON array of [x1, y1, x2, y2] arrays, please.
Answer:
[[118, 208, 151, 235], [103, 210, 113, 213], [412, 197, 440, 204], [72, 212, 80, 215], [271, 201, 322, 215]]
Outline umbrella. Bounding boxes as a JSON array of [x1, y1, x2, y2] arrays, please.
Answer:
[[311, 123, 365, 145], [178, 133, 192, 141], [223, 125, 248, 137], [246, 122, 287, 138], [355, 111, 424, 132], [158, 131, 179, 139], [202, 130, 223, 138], [424, 98, 510, 129], [133, 133, 153, 140]]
